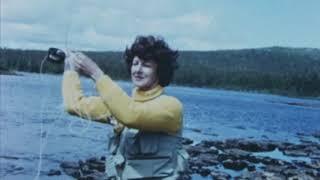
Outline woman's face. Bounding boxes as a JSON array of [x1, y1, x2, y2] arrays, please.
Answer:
[[131, 56, 159, 90]]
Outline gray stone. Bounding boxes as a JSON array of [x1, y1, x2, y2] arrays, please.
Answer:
[[311, 159, 320, 169], [187, 144, 218, 157], [222, 159, 248, 171], [182, 138, 194, 145], [78, 171, 107, 180], [100, 156, 106, 161], [81, 164, 94, 174], [198, 153, 219, 166], [304, 168, 320, 178], [62, 168, 81, 178], [60, 161, 80, 169], [88, 162, 105, 172], [235, 171, 284, 180], [281, 168, 300, 178], [263, 165, 286, 173], [198, 167, 211, 177], [223, 148, 252, 159], [189, 157, 207, 168], [47, 169, 61, 176], [259, 156, 289, 166], [210, 170, 231, 180], [287, 174, 314, 180], [223, 139, 277, 152], [247, 164, 256, 172], [177, 173, 192, 180]]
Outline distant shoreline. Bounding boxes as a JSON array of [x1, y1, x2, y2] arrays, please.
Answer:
[[1, 47, 319, 97], [6, 71, 320, 101], [0, 68, 20, 76]]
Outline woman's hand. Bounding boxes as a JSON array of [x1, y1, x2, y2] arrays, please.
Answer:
[[72, 52, 104, 81], [64, 50, 103, 81], [64, 50, 79, 71]]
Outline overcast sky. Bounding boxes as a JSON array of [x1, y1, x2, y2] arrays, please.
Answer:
[[1, 0, 320, 51]]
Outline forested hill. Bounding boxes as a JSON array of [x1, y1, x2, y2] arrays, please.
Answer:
[[179, 47, 320, 75], [1, 46, 320, 97]]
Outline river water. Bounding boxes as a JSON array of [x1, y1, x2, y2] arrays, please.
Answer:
[[1, 72, 320, 179]]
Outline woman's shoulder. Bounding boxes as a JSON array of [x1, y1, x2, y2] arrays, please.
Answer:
[[156, 95, 183, 111]]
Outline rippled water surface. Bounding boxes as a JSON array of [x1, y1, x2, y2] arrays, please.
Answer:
[[1, 73, 320, 179]]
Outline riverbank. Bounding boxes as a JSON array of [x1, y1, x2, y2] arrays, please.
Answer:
[[42, 132, 320, 179]]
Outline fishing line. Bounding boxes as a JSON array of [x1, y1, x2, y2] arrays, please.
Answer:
[[34, 6, 74, 179], [33, 56, 48, 180], [34, 7, 97, 179]]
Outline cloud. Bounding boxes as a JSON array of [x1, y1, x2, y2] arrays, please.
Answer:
[[1, 0, 320, 50], [1, 0, 219, 50], [175, 13, 214, 28], [67, 28, 131, 51]]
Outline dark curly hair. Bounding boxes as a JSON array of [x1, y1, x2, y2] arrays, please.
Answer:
[[124, 35, 179, 87]]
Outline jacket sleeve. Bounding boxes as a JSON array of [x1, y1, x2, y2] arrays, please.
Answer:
[[62, 71, 112, 123], [96, 75, 183, 133]]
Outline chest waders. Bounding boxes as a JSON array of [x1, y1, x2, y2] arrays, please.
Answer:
[[105, 128, 189, 179]]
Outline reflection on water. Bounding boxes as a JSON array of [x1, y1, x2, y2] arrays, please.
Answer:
[[1, 72, 320, 179]]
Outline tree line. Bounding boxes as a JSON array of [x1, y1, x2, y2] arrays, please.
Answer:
[[1, 47, 320, 97]]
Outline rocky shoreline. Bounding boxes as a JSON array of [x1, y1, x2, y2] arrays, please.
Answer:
[[47, 132, 320, 180], [183, 136, 320, 179], [0, 67, 19, 76]]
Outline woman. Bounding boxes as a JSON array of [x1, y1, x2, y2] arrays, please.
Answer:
[[62, 35, 189, 179]]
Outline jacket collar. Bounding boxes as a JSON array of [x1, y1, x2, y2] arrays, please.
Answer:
[[132, 85, 164, 102]]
